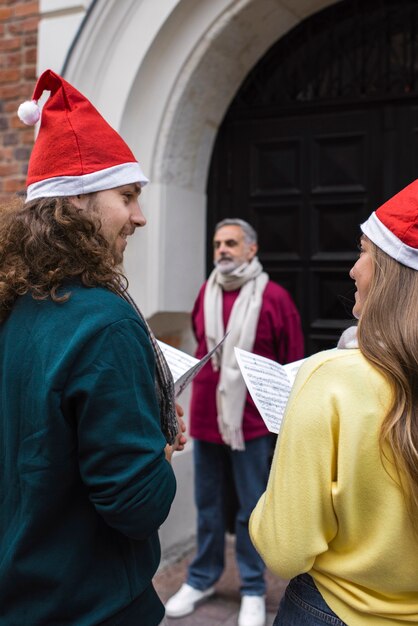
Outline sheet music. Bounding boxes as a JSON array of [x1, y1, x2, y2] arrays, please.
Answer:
[[158, 333, 228, 398], [157, 341, 199, 382], [235, 348, 305, 434], [283, 358, 307, 385]]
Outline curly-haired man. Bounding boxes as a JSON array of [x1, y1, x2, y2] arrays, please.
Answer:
[[0, 69, 184, 626]]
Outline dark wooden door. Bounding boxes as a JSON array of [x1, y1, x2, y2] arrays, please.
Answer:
[[208, 102, 418, 354], [207, 0, 418, 355]]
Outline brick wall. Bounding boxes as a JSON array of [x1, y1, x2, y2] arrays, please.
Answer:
[[0, 0, 39, 203]]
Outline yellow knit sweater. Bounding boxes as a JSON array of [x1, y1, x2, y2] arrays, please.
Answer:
[[250, 348, 418, 625]]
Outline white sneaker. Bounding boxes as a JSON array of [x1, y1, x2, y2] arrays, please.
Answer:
[[165, 583, 215, 618], [238, 595, 266, 626]]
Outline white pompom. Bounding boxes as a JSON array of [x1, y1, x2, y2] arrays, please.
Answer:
[[17, 100, 41, 126]]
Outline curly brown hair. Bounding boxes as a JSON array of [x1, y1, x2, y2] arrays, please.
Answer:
[[0, 195, 128, 322]]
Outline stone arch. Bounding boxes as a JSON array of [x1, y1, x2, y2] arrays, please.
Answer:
[[64, 0, 337, 317]]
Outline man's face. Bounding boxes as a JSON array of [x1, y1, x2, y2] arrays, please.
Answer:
[[213, 225, 257, 274], [85, 183, 145, 264]]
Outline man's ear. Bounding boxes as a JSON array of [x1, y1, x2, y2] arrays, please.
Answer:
[[248, 242, 258, 261], [70, 194, 89, 209]]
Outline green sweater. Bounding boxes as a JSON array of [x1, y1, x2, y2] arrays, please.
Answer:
[[0, 284, 176, 625], [250, 348, 418, 625]]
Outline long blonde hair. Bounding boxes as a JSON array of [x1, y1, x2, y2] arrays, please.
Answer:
[[357, 240, 418, 523]]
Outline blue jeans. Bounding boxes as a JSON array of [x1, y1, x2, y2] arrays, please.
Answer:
[[274, 574, 347, 625], [187, 436, 273, 595]]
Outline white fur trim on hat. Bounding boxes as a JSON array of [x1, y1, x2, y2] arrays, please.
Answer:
[[26, 162, 149, 202], [361, 212, 418, 270]]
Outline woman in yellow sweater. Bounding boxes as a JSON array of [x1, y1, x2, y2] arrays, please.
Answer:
[[249, 180, 418, 625]]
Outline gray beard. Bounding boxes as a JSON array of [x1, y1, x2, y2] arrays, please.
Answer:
[[214, 259, 244, 275]]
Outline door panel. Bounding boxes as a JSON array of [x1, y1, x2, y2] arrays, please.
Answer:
[[208, 109, 383, 354]]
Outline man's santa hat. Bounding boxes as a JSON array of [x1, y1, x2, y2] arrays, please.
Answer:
[[361, 179, 418, 270], [18, 69, 148, 202]]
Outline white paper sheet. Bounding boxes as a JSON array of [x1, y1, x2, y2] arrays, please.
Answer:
[[158, 333, 228, 397], [234, 347, 305, 434]]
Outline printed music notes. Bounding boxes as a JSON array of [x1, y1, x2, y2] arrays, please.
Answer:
[[235, 348, 305, 434]]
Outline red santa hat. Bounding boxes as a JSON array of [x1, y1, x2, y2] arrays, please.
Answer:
[[361, 179, 418, 270], [18, 69, 148, 202]]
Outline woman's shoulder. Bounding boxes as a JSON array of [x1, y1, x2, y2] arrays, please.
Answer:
[[282, 347, 389, 435], [299, 346, 370, 376], [294, 346, 385, 398]]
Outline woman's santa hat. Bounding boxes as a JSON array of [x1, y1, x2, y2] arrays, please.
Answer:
[[361, 179, 418, 270], [18, 69, 148, 202]]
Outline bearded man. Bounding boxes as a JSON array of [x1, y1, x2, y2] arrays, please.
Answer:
[[0, 69, 185, 626], [166, 218, 304, 626]]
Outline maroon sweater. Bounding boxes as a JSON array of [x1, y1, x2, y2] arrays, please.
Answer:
[[189, 280, 304, 443]]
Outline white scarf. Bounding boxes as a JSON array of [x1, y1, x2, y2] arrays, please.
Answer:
[[337, 325, 358, 349], [204, 257, 269, 450]]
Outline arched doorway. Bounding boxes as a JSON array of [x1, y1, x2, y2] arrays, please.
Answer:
[[208, 0, 418, 354]]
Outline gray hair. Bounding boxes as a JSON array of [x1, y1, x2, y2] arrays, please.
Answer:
[[214, 218, 258, 245]]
